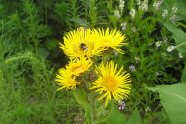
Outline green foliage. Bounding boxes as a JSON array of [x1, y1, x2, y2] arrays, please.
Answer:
[[128, 109, 141, 124], [0, 0, 185, 123], [165, 23, 186, 60], [73, 88, 88, 107], [109, 107, 127, 124], [148, 83, 186, 124]]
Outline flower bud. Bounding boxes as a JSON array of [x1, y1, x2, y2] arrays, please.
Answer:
[[75, 114, 85, 124], [88, 71, 96, 81]]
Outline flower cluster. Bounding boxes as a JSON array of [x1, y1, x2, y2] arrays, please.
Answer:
[[121, 22, 127, 31], [162, 9, 168, 18], [129, 8, 136, 19], [56, 27, 131, 106], [114, 10, 120, 18], [138, 0, 148, 11], [118, 100, 126, 110], [153, 1, 163, 10], [119, 0, 125, 14]]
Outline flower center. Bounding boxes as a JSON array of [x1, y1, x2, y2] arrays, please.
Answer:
[[102, 76, 117, 92], [68, 77, 76, 86], [71, 65, 84, 76]]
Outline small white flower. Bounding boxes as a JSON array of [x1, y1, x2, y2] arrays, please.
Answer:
[[119, 0, 125, 10], [162, 9, 168, 18], [145, 107, 151, 113], [167, 45, 175, 52], [162, 53, 167, 56], [172, 6, 178, 13], [140, 0, 148, 11], [179, 53, 183, 58], [135, 57, 140, 63], [156, 72, 160, 76], [129, 8, 135, 19], [155, 41, 162, 47], [114, 10, 120, 17], [137, 0, 141, 6]]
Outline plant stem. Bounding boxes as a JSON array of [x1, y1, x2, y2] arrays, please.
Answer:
[[173, 42, 186, 50], [89, 92, 97, 124]]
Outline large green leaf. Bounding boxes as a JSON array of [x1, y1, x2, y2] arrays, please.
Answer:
[[95, 100, 114, 123], [181, 62, 186, 83], [73, 88, 88, 107], [148, 83, 186, 124], [127, 109, 141, 124], [165, 23, 186, 60], [109, 107, 127, 124]]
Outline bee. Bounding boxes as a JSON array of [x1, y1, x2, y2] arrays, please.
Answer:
[[80, 43, 88, 51]]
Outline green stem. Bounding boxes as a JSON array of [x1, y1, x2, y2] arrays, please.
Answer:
[[89, 92, 97, 124], [172, 42, 186, 50]]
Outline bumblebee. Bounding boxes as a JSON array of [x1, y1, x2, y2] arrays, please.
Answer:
[[80, 43, 88, 51]]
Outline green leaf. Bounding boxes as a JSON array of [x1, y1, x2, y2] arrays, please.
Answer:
[[181, 63, 186, 83], [109, 107, 127, 124], [95, 100, 114, 123], [127, 109, 141, 124], [73, 88, 88, 107], [85, 104, 91, 124], [148, 83, 186, 124], [165, 23, 186, 60]]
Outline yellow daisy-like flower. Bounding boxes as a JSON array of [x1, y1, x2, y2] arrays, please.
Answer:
[[56, 69, 78, 90], [56, 57, 92, 90], [60, 28, 103, 58], [93, 28, 127, 54], [67, 57, 93, 77], [90, 61, 131, 106]]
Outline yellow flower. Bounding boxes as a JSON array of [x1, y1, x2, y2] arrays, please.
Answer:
[[56, 57, 93, 90], [67, 57, 93, 77], [60, 28, 103, 58], [93, 28, 127, 54], [90, 61, 131, 106], [56, 69, 78, 90]]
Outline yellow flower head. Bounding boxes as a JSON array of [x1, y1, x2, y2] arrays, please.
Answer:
[[56, 57, 92, 90], [67, 57, 93, 77], [60, 28, 103, 58], [56, 69, 78, 90], [90, 61, 131, 106], [93, 28, 127, 54]]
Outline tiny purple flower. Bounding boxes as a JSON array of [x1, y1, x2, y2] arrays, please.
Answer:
[[163, 36, 168, 44], [131, 27, 137, 33], [135, 57, 140, 63], [170, 15, 176, 24], [114, 51, 119, 56], [121, 23, 124, 26], [118, 100, 126, 110], [117, 14, 121, 18], [122, 26, 126, 31], [129, 65, 136, 72]]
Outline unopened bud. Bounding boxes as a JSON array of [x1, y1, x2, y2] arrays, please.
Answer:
[[88, 71, 96, 81], [75, 114, 85, 124]]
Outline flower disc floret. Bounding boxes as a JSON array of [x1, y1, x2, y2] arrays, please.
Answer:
[[90, 61, 131, 106]]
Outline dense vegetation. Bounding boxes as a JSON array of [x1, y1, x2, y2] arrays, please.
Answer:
[[0, 0, 185, 123]]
